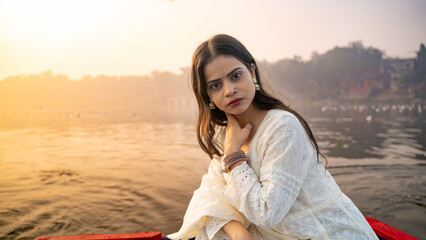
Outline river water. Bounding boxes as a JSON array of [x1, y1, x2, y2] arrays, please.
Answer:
[[0, 106, 425, 239]]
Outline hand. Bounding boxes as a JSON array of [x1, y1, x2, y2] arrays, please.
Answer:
[[224, 113, 252, 156], [223, 220, 254, 240]]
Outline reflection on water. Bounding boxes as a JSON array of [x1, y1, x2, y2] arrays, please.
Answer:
[[311, 116, 425, 163], [331, 164, 426, 237], [0, 110, 425, 239]]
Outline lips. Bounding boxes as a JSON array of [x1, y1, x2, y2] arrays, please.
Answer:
[[227, 98, 243, 106]]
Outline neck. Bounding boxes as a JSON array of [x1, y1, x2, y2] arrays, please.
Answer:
[[233, 106, 269, 143]]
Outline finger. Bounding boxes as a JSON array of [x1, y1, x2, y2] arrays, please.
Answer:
[[242, 123, 253, 134]]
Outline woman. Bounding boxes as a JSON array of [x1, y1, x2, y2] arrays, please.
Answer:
[[168, 34, 378, 240]]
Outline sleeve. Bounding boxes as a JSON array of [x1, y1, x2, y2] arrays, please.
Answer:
[[202, 161, 231, 240], [204, 216, 231, 240], [167, 156, 250, 240], [222, 114, 313, 228]]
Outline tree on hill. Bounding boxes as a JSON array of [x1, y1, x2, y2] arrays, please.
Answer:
[[269, 41, 384, 100], [412, 43, 426, 98]]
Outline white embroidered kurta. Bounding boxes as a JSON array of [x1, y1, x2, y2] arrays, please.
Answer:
[[168, 109, 378, 240]]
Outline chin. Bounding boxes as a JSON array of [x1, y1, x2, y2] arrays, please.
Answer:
[[226, 106, 249, 116]]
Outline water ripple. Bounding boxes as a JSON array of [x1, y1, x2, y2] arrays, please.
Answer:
[[0, 117, 424, 239]]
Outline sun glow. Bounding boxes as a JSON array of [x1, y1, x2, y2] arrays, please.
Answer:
[[1, 1, 115, 44], [0, 0, 424, 81], [0, 0, 163, 79]]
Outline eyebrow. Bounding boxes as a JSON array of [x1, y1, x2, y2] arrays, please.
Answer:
[[206, 67, 243, 86]]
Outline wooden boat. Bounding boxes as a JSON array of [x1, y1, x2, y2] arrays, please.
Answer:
[[35, 217, 419, 240]]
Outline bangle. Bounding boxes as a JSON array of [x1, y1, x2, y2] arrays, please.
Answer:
[[224, 150, 247, 172], [224, 150, 245, 165], [226, 158, 245, 172]]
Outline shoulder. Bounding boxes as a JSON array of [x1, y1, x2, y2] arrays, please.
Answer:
[[263, 109, 305, 135], [260, 109, 316, 158], [272, 108, 300, 120], [257, 109, 313, 154]]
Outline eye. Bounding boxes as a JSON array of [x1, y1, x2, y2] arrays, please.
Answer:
[[232, 72, 242, 80], [209, 82, 221, 90]]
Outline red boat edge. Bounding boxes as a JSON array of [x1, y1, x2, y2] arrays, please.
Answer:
[[34, 217, 419, 240], [365, 217, 420, 240], [34, 231, 162, 240]]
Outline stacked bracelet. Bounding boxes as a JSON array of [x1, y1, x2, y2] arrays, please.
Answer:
[[224, 150, 247, 172]]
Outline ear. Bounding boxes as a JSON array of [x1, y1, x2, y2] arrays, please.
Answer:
[[250, 63, 256, 76]]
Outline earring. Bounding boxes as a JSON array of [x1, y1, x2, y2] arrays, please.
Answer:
[[253, 79, 260, 91], [209, 99, 215, 109]]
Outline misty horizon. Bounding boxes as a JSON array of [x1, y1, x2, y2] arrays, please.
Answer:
[[2, 40, 423, 83], [1, 41, 425, 114]]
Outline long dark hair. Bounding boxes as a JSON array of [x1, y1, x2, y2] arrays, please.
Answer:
[[191, 34, 326, 165]]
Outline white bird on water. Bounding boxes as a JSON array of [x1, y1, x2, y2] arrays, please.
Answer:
[[366, 115, 372, 122]]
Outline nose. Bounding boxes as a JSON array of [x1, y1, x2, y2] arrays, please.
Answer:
[[223, 79, 236, 97]]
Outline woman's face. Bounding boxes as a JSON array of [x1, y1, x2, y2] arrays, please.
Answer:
[[203, 55, 256, 116]]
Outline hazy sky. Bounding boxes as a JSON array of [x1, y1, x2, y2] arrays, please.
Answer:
[[1, 0, 425, 80]]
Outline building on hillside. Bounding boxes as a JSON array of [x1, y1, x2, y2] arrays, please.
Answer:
[[339, 72, 377, 100], [339, 59, 415, 100], [386, 59, 416, 91]]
